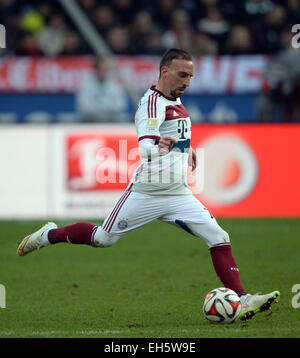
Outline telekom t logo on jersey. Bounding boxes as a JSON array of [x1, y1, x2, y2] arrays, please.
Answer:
[[178, 119, 188, 139]]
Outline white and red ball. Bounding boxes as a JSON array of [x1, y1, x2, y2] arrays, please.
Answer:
[[203, 287, 242, 324]]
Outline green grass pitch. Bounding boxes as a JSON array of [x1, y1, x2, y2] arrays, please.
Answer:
[[0, 218, 299, 338]]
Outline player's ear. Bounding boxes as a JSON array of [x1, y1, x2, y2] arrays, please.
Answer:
[[160, 65, 169, 78]]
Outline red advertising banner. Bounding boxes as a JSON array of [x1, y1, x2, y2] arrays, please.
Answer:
[[65, 124, 300, 218], [0, 56, 92, 92], [66, 128, 139, 192], [190, 124, 300, 217], [0, 55, 267, 94]]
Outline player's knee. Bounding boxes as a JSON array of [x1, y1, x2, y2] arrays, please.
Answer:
[[93, 227, 120, 248], [211, 228, 230, 247], [200, 224, 230, 248], [222, 230, 230, 243], [189, 221, 230, 248]]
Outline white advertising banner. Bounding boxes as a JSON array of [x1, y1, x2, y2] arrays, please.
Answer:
[[0, 124, 138, 220], [2, 124, 299, 220], [49, 124, 137, 219], [0, 125, 48, 218]]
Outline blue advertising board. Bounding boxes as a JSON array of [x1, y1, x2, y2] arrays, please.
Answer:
[[0, 93, 261, 123]]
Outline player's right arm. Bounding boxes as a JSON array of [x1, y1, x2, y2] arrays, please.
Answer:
[[135, 95, 177, 157]]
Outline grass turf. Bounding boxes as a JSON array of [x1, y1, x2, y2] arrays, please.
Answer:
[[0, 218, 299, 338]]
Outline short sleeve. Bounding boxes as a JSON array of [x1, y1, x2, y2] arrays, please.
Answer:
[[135, 93, 165, 141]]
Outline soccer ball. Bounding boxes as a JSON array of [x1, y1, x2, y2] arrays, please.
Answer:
[[203, 287, 242, 324]]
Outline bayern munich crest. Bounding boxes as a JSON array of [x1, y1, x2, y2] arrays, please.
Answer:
[[117, 219, 128, 230]]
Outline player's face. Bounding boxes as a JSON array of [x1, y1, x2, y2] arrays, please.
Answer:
[[163, 59, 194, 99]]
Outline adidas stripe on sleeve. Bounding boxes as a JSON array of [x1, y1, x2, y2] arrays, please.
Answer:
[[135, 89, 164, 143]]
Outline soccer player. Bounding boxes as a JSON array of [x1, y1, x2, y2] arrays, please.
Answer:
[[18, 48, 280, 321]]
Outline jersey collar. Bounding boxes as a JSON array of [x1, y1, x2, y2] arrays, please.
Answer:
[[150, 85, 177, 101]]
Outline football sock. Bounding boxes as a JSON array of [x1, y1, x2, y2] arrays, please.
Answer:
[[209, 244, 247, 297], [48, 222, 98, 245]]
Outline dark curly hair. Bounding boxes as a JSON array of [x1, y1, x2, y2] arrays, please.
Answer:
[[159, 48, 192, 78]]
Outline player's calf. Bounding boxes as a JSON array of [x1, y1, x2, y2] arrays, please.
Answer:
[[17, 222, 123, 257], [209, 243, 247, 297], [46, 222, 122, 248], [47, 222, 98, 245]]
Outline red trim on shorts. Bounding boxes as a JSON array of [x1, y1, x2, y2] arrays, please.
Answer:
[[102, 185, 133, 233], [210, 243, 231, 249], [106, 191, 132, 233]]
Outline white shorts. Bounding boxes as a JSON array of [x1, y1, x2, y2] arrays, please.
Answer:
[[93, 185, 230, 248]]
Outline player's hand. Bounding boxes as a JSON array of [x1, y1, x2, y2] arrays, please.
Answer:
[[189, 148, 197, 171], [158, 136, 177, 155]]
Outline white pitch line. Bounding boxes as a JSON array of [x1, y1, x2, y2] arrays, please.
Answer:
[[0, 326, 299, 337]]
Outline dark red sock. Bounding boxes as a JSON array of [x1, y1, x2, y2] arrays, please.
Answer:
[[48, 222, 98, 246], [209, 244, 247, 297]]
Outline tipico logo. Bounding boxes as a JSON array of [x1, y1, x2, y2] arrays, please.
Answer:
[[0, 24, 6, 48]]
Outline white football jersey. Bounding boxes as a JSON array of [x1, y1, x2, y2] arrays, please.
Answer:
[[131, 86, 192, 195]]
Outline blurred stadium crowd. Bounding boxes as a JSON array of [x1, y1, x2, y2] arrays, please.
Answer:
[[0, 0, 299, 57], [0, 0, 299, 122]]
